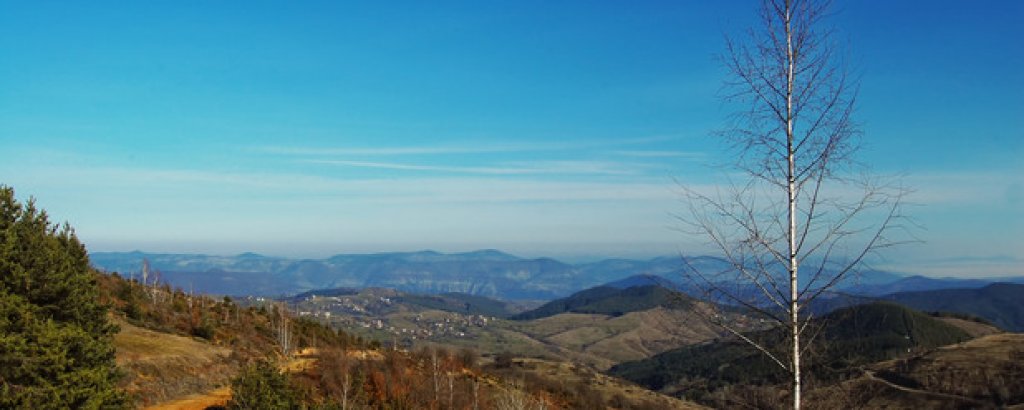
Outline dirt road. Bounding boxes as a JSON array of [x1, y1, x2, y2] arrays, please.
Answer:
[[143, 348, 320, 410]]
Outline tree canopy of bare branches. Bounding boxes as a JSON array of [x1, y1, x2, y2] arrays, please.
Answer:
[[680, 1, 912, 408]]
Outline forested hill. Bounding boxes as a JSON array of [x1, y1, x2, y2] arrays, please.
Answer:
[[608, 303, 973, 403], [511, 283, 694, 320]]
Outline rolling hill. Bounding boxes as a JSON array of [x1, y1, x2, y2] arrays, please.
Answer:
[[806, 333, 1024, 408], [608, 303, 973, 405], [395, 292, 521, 318], [511, 283, 694, 320], [288, 281, 755, 370]]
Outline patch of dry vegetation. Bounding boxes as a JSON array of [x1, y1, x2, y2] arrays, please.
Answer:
[[114, 319, 236, 406], [934, 316, 1002, 338], [486, 357, 705, 409], [96, 271, 365, 407], [806, 333, 1024, 408], [492, 306, 730, 370]]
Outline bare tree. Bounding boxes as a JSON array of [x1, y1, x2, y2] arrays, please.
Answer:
[[680, 1, 911, 408], [472, 377, 480, 410], [320, 349, 353, 410], [141, 258, 149, 288], [276, 303, 292, 356], [431, 347, 440, 405]]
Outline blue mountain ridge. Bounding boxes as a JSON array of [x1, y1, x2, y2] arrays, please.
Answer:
[[89, 250, 1021, 302]]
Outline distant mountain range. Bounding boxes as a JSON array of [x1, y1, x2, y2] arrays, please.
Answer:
[[875, 283, 1024, 331], [89, 250, 1024, 302], [89, 250, 696, 300], [839, 274, 1024, 295], [824, 283, 1024, 332]]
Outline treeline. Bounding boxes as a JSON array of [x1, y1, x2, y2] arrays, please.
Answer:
[[224, 345, 675, 409], [97, 271, 369, 357], [241, 346, 493, 410]]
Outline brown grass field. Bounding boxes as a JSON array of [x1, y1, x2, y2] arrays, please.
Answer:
[[114, 319, 237, 407]]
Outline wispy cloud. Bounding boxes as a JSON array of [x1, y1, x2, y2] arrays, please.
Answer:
[[257, 145, 519, 156], [902, 171, 1024, 206], [614, 150, 706, 159], [9, 164, 675, 204], [305, 159, 642, 176], [254, 135, 686, 157]]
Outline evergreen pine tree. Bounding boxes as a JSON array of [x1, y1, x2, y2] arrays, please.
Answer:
[[227, 361, 299, 409], [0, 186, 128, 408]]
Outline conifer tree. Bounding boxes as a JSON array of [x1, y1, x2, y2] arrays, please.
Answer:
[[227, 361, 299, 410], [0, 185, 128, 408]]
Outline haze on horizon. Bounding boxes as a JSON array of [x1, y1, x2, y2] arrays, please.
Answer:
[[1, 2, 1021, 278]]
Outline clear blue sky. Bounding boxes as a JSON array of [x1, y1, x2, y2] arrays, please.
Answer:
[[1, 1, 1021, 277]]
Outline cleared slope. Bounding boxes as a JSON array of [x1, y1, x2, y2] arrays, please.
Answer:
[[488, 357, 707, 409], [114, 319, 236, 407], [516, 305, 733, 368], [806, 333, 1024, 408]]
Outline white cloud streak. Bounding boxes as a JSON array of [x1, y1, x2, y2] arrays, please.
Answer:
[[305, 159, 643, 176], [254, 135, 688, 157], [613, 150, 706, 159], [10, 165, 676, 205], [901, 171, 1024, 206]]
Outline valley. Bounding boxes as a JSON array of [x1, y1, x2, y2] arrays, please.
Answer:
[[284, 284, 752, 370], [91, 249, 1024, 409]]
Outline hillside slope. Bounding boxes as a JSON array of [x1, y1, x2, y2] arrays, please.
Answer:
[[806, 333, 1024, 408], [114, 319, 236, 407], [608, 303, 973, 405], [96, 272, 364, 406], [511, 284, 693, 320], [487, 357, 706, 409], [511, 306, 734, 369]]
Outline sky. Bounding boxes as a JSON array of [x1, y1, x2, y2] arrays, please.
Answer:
[[1, 1, 1021, 277]]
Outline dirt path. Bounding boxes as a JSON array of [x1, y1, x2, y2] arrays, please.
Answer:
[[143, 349, 320, 410], [144, 386, 231, 410], [862, 370, 985, 405]]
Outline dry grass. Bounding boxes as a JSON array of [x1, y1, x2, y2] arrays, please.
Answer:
[[501, 307, 725, 370], [509, 357, 707, 409], [114, 318, 238, 407], [137, 347, 335, 409], [806, 333, 1024, 409], [144, 386, 231, 410], [935, 316, 1002, 338], [115, 319, 231, 365]]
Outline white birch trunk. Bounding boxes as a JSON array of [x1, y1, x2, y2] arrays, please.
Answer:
[[785, 1, 801, 408]]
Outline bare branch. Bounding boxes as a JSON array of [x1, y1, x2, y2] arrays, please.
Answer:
[[679, 1, 912, 408]]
